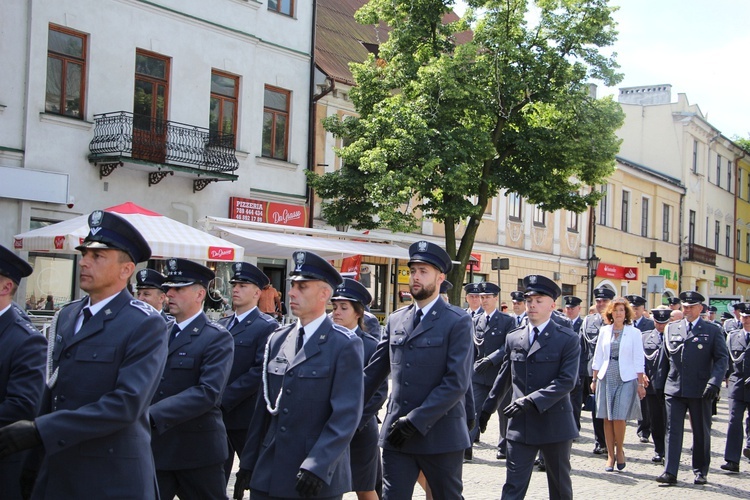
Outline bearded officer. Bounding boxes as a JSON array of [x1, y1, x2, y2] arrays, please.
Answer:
[[470, 282, 515, 459], [150, 258, 234, 499], [656, 291, 728, 485], [233, 251, 363, 500], [642, 308, 670, 464], [580, 286, 614, 454], [362, 240, 473, 499], [480, 275, 579, 499], [218, 262, 278, 482], [134, 268, 170, 319], [0, 211, 168, 499], [721, 302, 750, 473], [0, 245, 46, 500]]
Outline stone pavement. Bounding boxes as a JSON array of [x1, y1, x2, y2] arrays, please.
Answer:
[[229, 386, 749, 499]]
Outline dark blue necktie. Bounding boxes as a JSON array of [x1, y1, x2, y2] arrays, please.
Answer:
[[296, 327, 305, 353], [169, 325, 181, 345], [413, 310, 423, 329]]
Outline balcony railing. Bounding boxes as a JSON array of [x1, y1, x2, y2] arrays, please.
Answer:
[[683, 243, 716, 266], [89, 111, 239, 173]]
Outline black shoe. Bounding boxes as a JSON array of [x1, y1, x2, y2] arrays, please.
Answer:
[[537, 458, 546, 472], [655, 472, 677, 485], [694, 472, 707, 485], [464, 448, 472, 462], [640, 436, 650, 443], [720, 461, 739, 473], [593, 445, 605, 455], [651, 453, 664, 464], [744, 447, 750, 461], [496, 450, 507, 460]]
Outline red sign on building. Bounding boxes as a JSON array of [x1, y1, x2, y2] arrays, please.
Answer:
[[596, 263, 639, 280], [466, 253, 481, 272], [229, 197, 308, 227]]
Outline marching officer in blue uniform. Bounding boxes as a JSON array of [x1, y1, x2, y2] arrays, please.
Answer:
[[470, 282, 515, 459], [480, 275, 580, 499], [331, 278, 387, 499], [627, 294, 655, 443], [580, 286, 614, 454], [667, 296, 682, 311], [656, 291, 728, 485], [641, 308, 670, 464], [234, 251, 364, 500], [150, 258, 234, 499], [509, 291, 527, 328], [218, 262, 279, 482], [562, 296, 585, 432], [362, 241, 473, 499], [0, 211, 169, 499], [724, 306, 742, 335], [0, 245, 46, 500], [464, 283, 483, 319], [721, 302, 750, 473], [134, 268, 170, 319]]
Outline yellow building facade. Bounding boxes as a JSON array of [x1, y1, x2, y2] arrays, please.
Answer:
[[735, 154, 750, 299]]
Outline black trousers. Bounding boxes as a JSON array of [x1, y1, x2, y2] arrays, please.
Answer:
[[664, 395, 712, 476], [157, 462, 227, 500], [503, 439, 573, 500], [224, 428, 249, 483], [381, 449, 463, 500], [643, 391, 666, 455], [724, 397, 750, 463]]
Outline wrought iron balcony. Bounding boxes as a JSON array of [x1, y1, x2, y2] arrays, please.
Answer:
[[88, 111, 238, 189], [682, 243, 716, 266]]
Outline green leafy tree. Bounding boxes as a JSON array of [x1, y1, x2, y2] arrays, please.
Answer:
[[308, 0, 625, 302]]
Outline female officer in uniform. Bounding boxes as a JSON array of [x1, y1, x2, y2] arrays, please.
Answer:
[[331, 278, 383, 500]]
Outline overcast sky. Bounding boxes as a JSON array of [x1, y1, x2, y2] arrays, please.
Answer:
[[453, 0, 749, 139]]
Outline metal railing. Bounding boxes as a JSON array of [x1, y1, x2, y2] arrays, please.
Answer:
[[89, 111, 239, 173], [682, 243, 717, 266]]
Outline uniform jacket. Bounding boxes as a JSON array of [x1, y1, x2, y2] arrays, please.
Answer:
[[660, 318, 729, 399], [580, 313, 604, 376], [641, 328, 667, 393], [724, 318, 741, 335], [633, 316, 655, 333], [358, 327, 388, 432], [570, 317, 583, 335], [33, 290, 168, 500], [218, 309, 278, 430], [483, 320, 580, 446], [727, 329, 750, 401], [0, 306, 46, 500], [511, 312, 528, 328], [363, 299, 474, 454], [241, 317, 364, 498], [473, 310, 515, 386], [150, 312, 234, 470], [591, 324, 645, 382], [465, 307, 484, 320]]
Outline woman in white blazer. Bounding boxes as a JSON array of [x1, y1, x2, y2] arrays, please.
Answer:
[[590, 297, 646, 472]]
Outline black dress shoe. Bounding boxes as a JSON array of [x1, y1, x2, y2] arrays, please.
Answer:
[[639, 436, 650, 443], [537, 458, 546, 472], [694, 472, 707, 485], [651, 453, 664, 464], [464, 448, 473, 462], [720, 461, 739, 473], [655, 472, 677, 484], [744, 447, 750, 460], [496, 450, 507, 460], [593, 445, 605, 455]]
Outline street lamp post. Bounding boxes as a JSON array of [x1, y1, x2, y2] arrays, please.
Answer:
[[587, 253, 600, 307]]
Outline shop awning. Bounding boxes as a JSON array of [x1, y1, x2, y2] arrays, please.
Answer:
[[204, 219, 410, 261]]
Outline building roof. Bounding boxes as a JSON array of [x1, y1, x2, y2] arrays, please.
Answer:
[[616, 155, 684, 189], [316, 0, 469, 85]]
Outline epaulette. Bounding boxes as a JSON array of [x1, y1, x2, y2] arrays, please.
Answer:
[[15, 316, 41, 336], [129, 299, 156, 316], [332, 323, 357, 339]]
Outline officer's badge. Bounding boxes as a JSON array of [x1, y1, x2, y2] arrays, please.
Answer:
[[294, 252, 305, 271], [234, 262, 242, 272], [529, 275, 538, 284], [139, 269, 148, 280], [90, 210, 104, 227], [417, 241, 428, 252], [168, 259, 178, 274]]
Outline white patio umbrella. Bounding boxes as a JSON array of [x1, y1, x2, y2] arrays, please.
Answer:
[[13, 202, 243, 261]]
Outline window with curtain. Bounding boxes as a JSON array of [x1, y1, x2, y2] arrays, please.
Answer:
[[46, 25, 87, 118]]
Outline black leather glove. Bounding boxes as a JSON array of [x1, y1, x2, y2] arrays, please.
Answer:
[[503, 397, 535, 418], [474, 357, 493, 374], [233, 468, 252, 500], [702, 383, 719, 400], [295, 469, 324, 498], [0, 421, 41, 459], [467, 418, 476, 432], [386, 417, 417, 448], [478, 410, 492, 433], [20, 468, 37, 500]]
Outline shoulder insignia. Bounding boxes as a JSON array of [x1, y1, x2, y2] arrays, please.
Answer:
[[129, 299, 156, 316], [14, 318, 41, 336], [332, 323, 357, 339]]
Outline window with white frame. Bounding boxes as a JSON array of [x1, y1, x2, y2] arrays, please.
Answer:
[[640, 196, 649, 237], [621, 190, 630, 233], [533, 205, 546, 227], [662, 204, 671, 242], [598, 185, 608, 226], [508, 192, 522, 221], [567, 210, 579, 232]]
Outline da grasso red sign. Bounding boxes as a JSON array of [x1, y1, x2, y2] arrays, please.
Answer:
[[229, 197, 308, 227]]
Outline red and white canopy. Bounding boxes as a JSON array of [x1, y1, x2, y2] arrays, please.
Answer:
[[13, 202, 243, 261]]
